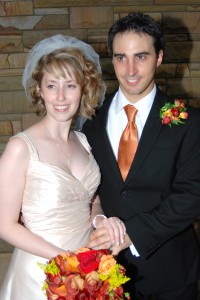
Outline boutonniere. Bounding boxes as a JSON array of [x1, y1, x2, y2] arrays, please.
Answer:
[[160, 99, 188, 127]]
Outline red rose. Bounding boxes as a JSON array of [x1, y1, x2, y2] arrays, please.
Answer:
[[77, 250, 100, 274], [171, 108, 180, 117], [162, 116, 171, 124]]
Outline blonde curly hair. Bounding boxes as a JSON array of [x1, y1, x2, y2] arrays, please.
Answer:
[[30, 47, 106, 119]]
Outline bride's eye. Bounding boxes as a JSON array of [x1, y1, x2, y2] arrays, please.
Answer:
[[47, 84, 55, 89], [67, 84, 76, 89]]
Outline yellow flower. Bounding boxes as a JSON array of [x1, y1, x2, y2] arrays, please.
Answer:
[[164, 109, 172, 117], [179, 112, 188, 119], [99, 264, 130, 291]]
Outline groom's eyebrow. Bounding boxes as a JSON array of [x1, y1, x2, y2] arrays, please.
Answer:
[[113, 51, 150, 57]]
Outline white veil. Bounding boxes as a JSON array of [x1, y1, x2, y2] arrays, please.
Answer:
[[22, 34, 104, 103]]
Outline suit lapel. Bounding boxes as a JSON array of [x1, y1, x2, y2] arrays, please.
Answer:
[[125, 89, 169, 184], [96, 94, 123, 184], [95, 88, 171, 185]]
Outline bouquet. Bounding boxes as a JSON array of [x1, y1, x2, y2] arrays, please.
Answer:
[[38, 247, 131, 300]]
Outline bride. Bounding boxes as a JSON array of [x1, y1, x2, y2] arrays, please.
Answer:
[[0, 35, 126, 300]]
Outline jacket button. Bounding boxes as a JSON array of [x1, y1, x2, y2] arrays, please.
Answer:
[[121, 191, 127, 198]]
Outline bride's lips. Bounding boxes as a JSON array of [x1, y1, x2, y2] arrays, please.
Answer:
[[53, 105, 69, 112]]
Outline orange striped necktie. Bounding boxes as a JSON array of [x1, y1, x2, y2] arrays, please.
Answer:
[[118, 104, 138, 181]]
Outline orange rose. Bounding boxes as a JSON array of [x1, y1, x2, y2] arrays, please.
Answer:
[[48, 283, 67, 297], [55, 252, 79, 275], [99, 255, 116, 275]]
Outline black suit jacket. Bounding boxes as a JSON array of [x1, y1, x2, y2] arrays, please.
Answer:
[[83, 88, 200, 294]]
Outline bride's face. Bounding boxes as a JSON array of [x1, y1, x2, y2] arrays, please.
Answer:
[[40, 69, 82, 123]]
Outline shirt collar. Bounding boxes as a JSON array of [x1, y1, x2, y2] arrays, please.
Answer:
[[114, 85, 156, 116]]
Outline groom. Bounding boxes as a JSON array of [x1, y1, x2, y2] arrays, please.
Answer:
[[83, 12, 200, 300]]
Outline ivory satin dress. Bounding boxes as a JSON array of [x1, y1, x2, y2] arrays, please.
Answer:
[[0, 131, 100, 300]]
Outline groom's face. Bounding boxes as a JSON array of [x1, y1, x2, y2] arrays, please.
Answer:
[[112, 31, 163, 104]]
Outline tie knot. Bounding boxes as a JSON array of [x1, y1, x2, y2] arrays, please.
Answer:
[[124, 105, 137, 122]]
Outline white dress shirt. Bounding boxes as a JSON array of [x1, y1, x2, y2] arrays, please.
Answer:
[[106, 85, 156, 256]]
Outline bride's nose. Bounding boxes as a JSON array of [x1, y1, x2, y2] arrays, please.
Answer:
[[57, 86, 66, 101]]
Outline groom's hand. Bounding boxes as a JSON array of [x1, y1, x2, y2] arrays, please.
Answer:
[[87, 227, 132, 256], [111, 234, 132, 255]]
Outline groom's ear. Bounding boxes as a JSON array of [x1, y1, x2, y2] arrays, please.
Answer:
[[157, 50, 163, 67]]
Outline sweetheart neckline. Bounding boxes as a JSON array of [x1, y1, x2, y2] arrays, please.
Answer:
[[29, 155, 92, 182]]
